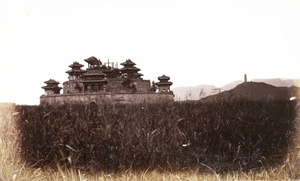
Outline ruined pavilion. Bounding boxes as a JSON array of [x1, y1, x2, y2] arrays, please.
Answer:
[[41, 56, 174, 105]]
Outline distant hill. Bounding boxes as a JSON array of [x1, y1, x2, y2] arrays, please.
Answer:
[[172, 78, 300, 101], [172, 85, 217, 101], [201, 82, 300, 103], [220, 80, 244, 91], [252, 78, 300, 87]]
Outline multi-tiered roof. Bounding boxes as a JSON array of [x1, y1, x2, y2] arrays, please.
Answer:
[[156, 75, 173, 85], [155, 75, 173, 93], [65, 61, 86, 80], [120, 59, 143, 79], [41, 79, 62, 95], [81, 57, 108, 92]]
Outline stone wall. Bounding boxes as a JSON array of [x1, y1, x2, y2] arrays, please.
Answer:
[[40, 92, 174, 105], [105, 79, 127, 93], [63, 81, 77, 94], [134, 79, 151, 92], [105, 79, 151, 93], [63, 79, 151, 94]]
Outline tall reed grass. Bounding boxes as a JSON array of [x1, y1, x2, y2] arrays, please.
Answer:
[[0, 101, 300, 180]]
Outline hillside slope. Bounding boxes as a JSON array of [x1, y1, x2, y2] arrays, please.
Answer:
[[201, 82, 300, 102]]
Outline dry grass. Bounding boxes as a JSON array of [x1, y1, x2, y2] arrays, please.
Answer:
[[1, 102, 300, 180]]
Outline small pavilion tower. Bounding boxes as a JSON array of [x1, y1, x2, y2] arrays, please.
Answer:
[[155, 75, 173, 93], [85, 56, 102, 69], [65, 61, 86, 80], [42, 79, 62, 95], [120, 59, 143, 79]]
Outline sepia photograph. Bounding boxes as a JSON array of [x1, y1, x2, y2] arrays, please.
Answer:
[[0, 0, 300, 180]]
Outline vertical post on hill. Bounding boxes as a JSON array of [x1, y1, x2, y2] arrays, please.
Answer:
[[244, 74, 247, 83]]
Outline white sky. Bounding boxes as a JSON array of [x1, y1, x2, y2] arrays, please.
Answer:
[[1, 0, 300, 105]]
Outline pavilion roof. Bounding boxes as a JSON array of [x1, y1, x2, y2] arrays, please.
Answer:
[[69, 61, 84, 68], [133, 72, 144, 76], [84, 56, 102, 65], [120, 67, 141, 71], [83, 72, 106, 77], [65, 69, 86, 74], [155, 81, 173, 86], [82, 74, 106, 83], [44, 79, 60, 84], [42, 86, 62, 89], [158, 75, 170, 80], [121, 59, 136, 66]]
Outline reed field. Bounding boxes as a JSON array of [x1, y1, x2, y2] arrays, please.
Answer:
[[1, 100, 300, 180]]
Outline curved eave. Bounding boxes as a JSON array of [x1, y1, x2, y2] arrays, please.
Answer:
[[69, 64, 84, 68], [81, 80, 109, 83], [121, 60, 136, 66], [44, 80, 60, 84], [84, 57, 102, 65], [155, 82, 173, 86], [121, 63, 136, 66], [83, 73, 106, 76], [42, 86, 62, 90], [133, 73, 143, 76], [66, 70, 86, 74], [158, 75, 170, 80], [85, 60, 102, 64], [120, 67, 141, 71]]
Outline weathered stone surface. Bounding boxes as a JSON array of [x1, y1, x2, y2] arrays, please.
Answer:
[[40, 92, 174, 105]]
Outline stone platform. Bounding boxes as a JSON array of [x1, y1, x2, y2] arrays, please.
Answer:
[[40, 92, 174, 105]]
